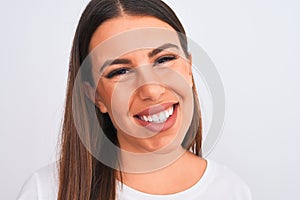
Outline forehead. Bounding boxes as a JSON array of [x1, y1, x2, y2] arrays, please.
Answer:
[[86, 16, 184, 73], [89, 15, 176, 51]]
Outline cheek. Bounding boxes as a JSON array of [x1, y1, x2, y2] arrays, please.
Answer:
[[96, 81, 115, 107], [98, 80, 130, 119], [173, 62, 192, 84]]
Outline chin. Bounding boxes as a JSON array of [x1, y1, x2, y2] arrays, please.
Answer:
[[143, 134, 180, 153]]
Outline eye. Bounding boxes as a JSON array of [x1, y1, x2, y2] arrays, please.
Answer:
[[154, 55, 178, 65], [105, 67, 130, 78]]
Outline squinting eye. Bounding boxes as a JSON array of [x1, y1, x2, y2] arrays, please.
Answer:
[[105, 67, 130, 78], [155, 55, 178, 65]]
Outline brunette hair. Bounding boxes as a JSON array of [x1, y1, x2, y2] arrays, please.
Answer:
[[58, 0, 202, 199]]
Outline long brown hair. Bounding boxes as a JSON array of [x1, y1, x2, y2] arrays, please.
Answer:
[[58, 0, 202, 199]]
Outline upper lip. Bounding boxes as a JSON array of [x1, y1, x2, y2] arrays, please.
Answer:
[[134, 102, 178, 117]]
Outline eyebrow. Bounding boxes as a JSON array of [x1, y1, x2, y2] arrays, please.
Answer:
[[99, 43, 179, 73]]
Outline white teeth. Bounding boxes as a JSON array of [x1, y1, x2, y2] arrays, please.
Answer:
[[139, 105, 175, 123], [152, 115, 159, 122], [159, 112, 166, 122], [168, 106, 173, 115], [142, 115, 148, 121], [165, 110, 170, 118]]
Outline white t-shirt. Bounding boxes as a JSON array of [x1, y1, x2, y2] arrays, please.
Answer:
[[17, 159, 252, 200]]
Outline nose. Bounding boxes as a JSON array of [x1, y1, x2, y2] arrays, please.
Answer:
[[133, 57, 166, 101], [138, 83, 166, 101]]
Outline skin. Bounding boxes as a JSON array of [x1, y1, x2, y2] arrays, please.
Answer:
[[85, 15, 207, 194]]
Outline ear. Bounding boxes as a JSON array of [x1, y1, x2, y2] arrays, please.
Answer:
[[83, 81, 108, 113], [187, 53, 193, 87]]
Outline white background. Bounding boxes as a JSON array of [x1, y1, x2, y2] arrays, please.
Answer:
[[0, 0, 299, 199]]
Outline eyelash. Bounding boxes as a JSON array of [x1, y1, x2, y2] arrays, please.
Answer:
[[154, 55, 178, 65], [105, 67, 130, 79], [105, 55, 178, 79]]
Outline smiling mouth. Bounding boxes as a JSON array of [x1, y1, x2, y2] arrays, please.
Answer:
[[133, 102, 179, 131], [135, 104, 175, 123]]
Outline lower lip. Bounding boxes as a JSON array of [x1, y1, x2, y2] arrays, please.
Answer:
[[134, 104, 178, 132]]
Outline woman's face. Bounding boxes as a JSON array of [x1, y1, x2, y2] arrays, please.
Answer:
[[86, 15, 194, 153]]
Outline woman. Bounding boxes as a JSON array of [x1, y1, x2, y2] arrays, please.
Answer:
[[18, 0, 251, 199]]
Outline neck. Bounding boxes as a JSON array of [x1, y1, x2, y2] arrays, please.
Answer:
[[117, 150, 207, 195]]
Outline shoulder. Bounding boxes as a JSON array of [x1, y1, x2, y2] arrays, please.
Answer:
[[203, 159, 252, 199], [17, 162, 59, 200]]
